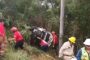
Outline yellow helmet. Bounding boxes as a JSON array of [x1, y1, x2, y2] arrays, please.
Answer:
[[69, 36, 76, 43]]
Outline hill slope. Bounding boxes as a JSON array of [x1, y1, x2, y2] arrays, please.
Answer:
[[0, 43, 58, 60]]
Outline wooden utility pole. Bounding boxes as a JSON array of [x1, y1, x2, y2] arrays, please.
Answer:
[[59, 0, 65, 48]]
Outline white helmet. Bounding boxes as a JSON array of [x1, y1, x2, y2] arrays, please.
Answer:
[[83, 39, 90, 45]]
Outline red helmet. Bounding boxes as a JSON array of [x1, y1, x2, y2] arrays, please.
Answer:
[[11, 27, 18, 32]]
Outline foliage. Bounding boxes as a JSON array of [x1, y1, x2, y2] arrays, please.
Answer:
[[0, 0, 60, 32], [0, 0, 90, 52], [20, 25, 31, 43], [64, 0, 90, 50]]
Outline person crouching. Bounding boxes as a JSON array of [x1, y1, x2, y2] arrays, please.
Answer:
[[10, 27, 24, 49]]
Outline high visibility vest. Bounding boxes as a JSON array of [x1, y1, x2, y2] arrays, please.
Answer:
[[81, 47, 89, 60]]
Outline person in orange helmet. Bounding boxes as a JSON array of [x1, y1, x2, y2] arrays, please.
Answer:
[[11, 27, 24, 49]]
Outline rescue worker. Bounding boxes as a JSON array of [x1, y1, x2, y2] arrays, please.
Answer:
[[0, 13, 7, 56], [59, 36, 76, 60], [76, 38, 90, 60], [52, 31, 58, 48], [51, 31, 58, 55], [10, 27, 24, 49]]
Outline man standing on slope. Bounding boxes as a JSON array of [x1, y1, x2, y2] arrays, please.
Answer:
[[59, 36, 77, 60]]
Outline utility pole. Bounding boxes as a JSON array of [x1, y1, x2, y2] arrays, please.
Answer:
[[59, 0, 65, 48]]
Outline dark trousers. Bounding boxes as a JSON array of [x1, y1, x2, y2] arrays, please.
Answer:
[[15, 40, 24, 49], [40, 45, 48, 52]]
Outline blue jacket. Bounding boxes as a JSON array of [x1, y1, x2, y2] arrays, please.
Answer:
[[76, 49, 82, 60]]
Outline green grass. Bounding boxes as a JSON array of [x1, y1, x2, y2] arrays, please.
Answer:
[[1, 44, 57, 60], [4, 48, 29, 60]]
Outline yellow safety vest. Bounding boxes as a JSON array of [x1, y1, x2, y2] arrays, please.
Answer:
[[81, 47, 89, 60]]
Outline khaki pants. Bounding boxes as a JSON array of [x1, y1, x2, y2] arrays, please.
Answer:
[[63, 55, 75, 60]]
